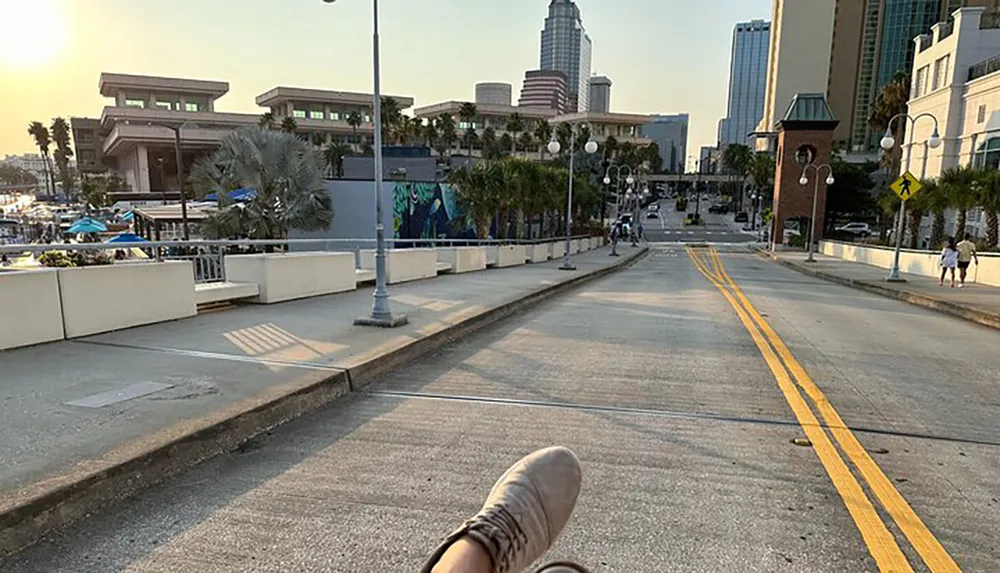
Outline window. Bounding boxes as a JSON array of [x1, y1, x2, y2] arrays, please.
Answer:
[[155, 101, 173, 110], [978, 105, 987, 124], [79, 150, 96, 162], [330, 112, 341, 121], [125, 99, 145, 108], [932, 55, 950, 91], [185, 102, 200, 112], [76, 131, 94, 144], [914, 66, 929, 97], [973, 137, 1000, 169], [308, 110, 324, 120], [293, 109, 307, 119]]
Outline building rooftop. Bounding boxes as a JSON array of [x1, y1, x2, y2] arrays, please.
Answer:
[[779, 93, 837, 123], [550, 111, 652, 125], [99, 73, 229, 99], [413, 101, 558, 119], [255, 86, 413, 108]]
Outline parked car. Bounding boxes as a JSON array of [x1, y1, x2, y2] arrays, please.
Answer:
[[734, 212, 749, 223], [835, 222, 872, 237]]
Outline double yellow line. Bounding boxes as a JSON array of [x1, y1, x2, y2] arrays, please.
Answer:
[[686, 247, 960, 573]]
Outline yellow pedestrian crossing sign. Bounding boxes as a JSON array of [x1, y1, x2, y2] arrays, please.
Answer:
[[891, 171, 923, 200]]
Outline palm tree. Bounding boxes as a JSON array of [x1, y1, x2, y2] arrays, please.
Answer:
[[643, 143, 664, 173], [380, 97, 403, 143], [280, 116, 298, 134], [975, 168, 1000, 249], [499, 133, 514, 158], [259, 112, 276, 130], [555, 123, 573, 156], [323, 142, 351, 178], [462, 129, 480, 158], [458, 102, 478, 156], [422, 118, 439, 150], [447, 161, 502, 239], [603, 134, 619, 162], [27, 122, 54, 197], [748, 152, 774, 204], [918, 178, 951, 249], [941, 165, 978, 238], [346, 111, 363, 150], [437, 114, 457, 158], [481, 127, 499, 160], [517, 132, 534, 157], [51, 117, 75, 200], [506, 113, 525, 155], [869, 72, 910, 174], [396, 116, 415, 145], [190, 127, 332, 240], [534, 120, 553, 160]]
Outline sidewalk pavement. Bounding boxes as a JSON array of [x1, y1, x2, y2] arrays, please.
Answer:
[[0, 244, 646, 555], [764, 250, 1000, 330]]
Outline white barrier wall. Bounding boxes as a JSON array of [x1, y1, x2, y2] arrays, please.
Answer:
[[526, 244, 549, 263], [570, 239, 581, 254], [0, 270, 64, 350], [819, 241, 1000, 286], [225, 252, 356, 304], [360, 248, 438, 284], [550, 242, 566, 259], [437, 247, 487, 274], [58, 261, 197, 338], [486, 245, 527, 268]]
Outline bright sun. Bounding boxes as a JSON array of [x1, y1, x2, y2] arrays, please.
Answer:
[[0, 0, 68, 69]]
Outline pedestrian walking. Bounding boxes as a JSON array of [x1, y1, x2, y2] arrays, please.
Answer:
[[940, 236, 959, 288], [956, 233, 979, 287]]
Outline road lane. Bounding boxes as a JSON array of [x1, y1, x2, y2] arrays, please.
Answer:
[[1, 246, 877, 572]]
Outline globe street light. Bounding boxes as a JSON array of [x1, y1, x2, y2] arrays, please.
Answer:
[[880, 112, 942, 282], [547, 123, 597, 270], [799, 164, 834, 263], [326, 0, 405, 327]]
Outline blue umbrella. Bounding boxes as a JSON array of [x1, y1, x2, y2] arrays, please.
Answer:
[[105, 232, 148, 244], [67, 217, 108, 234], [204, 188, 256, 202], [120, 211, 134, 221]]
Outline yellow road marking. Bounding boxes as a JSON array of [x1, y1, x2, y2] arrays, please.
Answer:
[[706, 248, 961, 572], [686, 248, 914, 572]]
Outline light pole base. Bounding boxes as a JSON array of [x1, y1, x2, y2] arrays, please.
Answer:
[[354, 314, 409, 328], [885, 277, 907, 284], [609, 252, 620, 257], [559, 265, 578, 271], [804, 257, 817, 264]]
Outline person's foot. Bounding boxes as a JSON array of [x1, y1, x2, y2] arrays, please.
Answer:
[[420, 447, 583, 573], [959, 283, 965, 288]]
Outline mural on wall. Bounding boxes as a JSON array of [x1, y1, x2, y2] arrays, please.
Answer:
[[393, 182, 478, 241]]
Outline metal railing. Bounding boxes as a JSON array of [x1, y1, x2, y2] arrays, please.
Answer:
[[163, 249, 226, 283], [969, 53, 1000, 82]]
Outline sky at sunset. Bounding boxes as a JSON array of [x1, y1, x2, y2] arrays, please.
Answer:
[[0, 0, 771, 160]]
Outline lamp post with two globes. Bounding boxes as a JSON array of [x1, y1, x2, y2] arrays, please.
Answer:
[[548, 123, 598, 270], [880, 113, 942, 282], [798, 165, 835, 263]]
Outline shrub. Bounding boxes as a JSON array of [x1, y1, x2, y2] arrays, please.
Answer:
[[38, 251, 75, 268], [69, 250, 114, 267]]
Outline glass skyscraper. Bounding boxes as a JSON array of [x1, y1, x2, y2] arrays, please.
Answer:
[[875, 0, 942, 89], [718, 20, 770, 147], [540, 0, 593, 112]]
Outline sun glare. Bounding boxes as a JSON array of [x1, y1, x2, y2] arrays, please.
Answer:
[[0, 0, 68, 69]]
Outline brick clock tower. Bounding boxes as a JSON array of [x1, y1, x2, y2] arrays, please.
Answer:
[[770, 93, 839, 250]]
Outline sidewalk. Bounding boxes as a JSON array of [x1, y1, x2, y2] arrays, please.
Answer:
[[764, 250, 1000, 330], [0, 245, 646, 554]]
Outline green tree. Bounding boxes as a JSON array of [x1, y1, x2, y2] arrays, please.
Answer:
[[869, 72, 910, 171], [80, 176, 110, 211], [346, 111, 363, 150], [517, 131, 534, 157], [51, 117, 75, 199], [458, 102, 478, 157], [27, 121, 54, 196], [259, 112, 276, 130], [975, 168, 1000, 249], [555, 122, 573, 156], [643, 143, 663, 173], [462, 129, 480, 158], [446, 161, 501, 239], [748, 152, 775, 201], [499, 133, 514, 158], [280, 116, 298, 134], [437, 114, 457, 158], [481, 127, 500, 160], [534, 120, 553, 160], [0, 164, 37, 187], [505, 113, 525, 155], [941, 165, 978, 238], [380, 96, 403, 144], [324, 142, 351, 178], [824, 159, 876, 231], [422, 118, 439, 150], [190, 127, 332, 240]]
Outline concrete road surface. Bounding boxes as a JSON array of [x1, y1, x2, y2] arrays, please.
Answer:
[[642, 199, 756, 244], [3, 246, 998, 572]]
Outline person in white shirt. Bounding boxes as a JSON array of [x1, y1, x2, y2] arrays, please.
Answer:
[[940, 236, 959, 288]]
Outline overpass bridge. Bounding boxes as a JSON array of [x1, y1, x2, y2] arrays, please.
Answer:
[[646, 173, 734, 184]]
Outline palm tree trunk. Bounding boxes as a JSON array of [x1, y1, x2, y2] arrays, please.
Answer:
[[987, 210, 998, 250], [956, 210, 968, 239], [908, 211, 921, 249], [931, 211, 945, 249]]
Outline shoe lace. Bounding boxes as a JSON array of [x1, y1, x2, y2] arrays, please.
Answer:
[[475, 505, 528, 572]]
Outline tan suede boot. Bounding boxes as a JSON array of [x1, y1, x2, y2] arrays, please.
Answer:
[[419, 446, 583, 573]]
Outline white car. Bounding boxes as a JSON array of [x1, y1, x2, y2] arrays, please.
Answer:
[[835, 222, 872, 237]]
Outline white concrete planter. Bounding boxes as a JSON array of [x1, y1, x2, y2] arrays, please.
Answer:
[[820, 240, 1000, 286], [437, 247, 487, 274], [581, 237, 593, 251], [0, 269, 64, 350], [225, 252, 356, 304], [58, 261, 197, 338], [526, 244, 550, 263], [549, 242, 566, 260], [570, 239, 581, 254], [486, 245, 527, 268], [360, 248, 438, 284]]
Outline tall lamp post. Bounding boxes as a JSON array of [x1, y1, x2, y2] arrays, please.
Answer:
[[548, 123, 598, 270], [326, 0, 405, 327], [880, 113, 941, 282], [603, 165, 634, 257], [798, 164, 835, 263], [148, 122, 197, 240]]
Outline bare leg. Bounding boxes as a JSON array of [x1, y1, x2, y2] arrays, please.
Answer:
[[431, 538, 492, 573], [960, 267, 968, 285], [950, 268, 956, 287], [940, 268, 946, 286]]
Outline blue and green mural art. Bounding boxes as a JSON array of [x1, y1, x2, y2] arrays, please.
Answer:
[[392, 182, 480, 241]]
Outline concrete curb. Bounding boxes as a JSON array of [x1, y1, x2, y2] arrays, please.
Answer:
[[756, 249, 1000, 331], [0, 247, 649, 557]]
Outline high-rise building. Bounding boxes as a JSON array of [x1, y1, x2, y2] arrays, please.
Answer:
[[588, 76, 612, 113], [475, 83, 513, 106], [718, 20, 770, 147], [644, 114, 689, 174], [539, 0, 592, 112], [518, 69, 569, 112]]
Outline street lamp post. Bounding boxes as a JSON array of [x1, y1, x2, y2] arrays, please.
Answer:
[[798, 164, 835, 263], [603, 164, 634, 257], [880, 113, 942, 282], [326, 0, 405, 327], [548, 123, 598, 270], [146, 122, 195, 240]]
